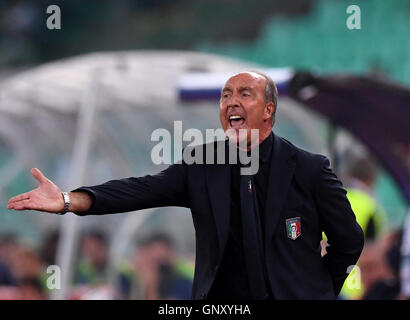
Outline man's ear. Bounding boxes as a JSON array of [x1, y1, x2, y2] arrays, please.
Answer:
[[263, 102, 275, 121]]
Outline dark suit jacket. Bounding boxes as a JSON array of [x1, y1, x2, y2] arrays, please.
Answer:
[[75, 133, 364, 299]]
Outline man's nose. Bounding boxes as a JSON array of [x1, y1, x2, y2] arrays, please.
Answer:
[[227, 94, 241, 108]]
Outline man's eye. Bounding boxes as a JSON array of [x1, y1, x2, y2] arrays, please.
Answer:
[[223, 93, 231, 98], [242, 92, 250, 97]]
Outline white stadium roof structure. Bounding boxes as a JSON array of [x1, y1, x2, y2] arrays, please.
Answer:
[[0, 50, 330, 298]]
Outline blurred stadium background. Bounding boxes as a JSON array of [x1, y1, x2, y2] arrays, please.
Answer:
[[0, 0, 409, 299]]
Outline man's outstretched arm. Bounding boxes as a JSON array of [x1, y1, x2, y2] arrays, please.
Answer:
[[8, 163, 188, 215], [72, 162, 189, 215], [7, 168, 93, 214]]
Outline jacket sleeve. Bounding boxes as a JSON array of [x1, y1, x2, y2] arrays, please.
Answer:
[[314, 156, 364, 296], [71, 162, 189, 216]]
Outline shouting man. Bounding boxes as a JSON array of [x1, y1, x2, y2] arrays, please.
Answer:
[[8, 71, 364, 300]]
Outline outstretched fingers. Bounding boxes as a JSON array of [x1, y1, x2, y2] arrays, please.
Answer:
[[8, 168, 47, 211], [8, 199, 33, 211], [8, 192, 30, 206]]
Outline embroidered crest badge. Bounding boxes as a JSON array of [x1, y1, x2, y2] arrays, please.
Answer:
[[286, 217, 301, 240]]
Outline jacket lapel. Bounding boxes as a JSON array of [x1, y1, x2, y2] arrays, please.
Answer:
[[205, 134, 296, 259], [205, 148, 231, 260], [264, 133, 296, 244]]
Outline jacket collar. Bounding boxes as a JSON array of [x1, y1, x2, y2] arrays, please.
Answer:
[[258, 131, 274, 164], [205, 132, 296, 260]]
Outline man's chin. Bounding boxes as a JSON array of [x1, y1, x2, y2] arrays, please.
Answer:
[[225, 128, 252, 149]]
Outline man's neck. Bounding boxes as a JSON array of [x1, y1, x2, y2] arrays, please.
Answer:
[[246, 126, 272, 151]]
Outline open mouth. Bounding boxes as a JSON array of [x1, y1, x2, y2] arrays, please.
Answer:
[[229, 115, 246, 129]]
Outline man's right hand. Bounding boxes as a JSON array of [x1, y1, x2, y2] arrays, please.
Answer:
[[8, 168, 65, 213], [8, 168, 93, 214]]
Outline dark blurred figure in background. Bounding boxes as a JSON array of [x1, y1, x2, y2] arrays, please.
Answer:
[[10, 245, 48, 299], [74, 229, 109, 286], [69, 229, 118, 299], [361, 229, 402, 299], [40, 229, 60, 266], [0, 234, 18, 286], [129, 233, 193, 300], [0, 235, 49, 299], [18, 276, 47, 300]]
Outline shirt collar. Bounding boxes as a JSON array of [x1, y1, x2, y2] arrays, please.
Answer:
[[257, 131, 273, 163], [225, 131, 274, 164]]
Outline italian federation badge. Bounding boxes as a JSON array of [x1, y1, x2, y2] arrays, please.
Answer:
[[286, 217, 301, 240]]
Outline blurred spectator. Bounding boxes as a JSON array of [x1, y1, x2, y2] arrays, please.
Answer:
[[10, 246, 48, 299], [0, 234, 18, 286], [358, 242, 390, 297], [1, 235, 49, 299], [40, 229, 60, 266], [18, 277, 47, 300], [0, 234, 19, 267], [0, 262, 16, 287], [337, 156, 388, 299], [74, 229, 109, 286], [399, 211, 410, 299], [129, 232, 193, 300], [361, 230, 402, 299], [345, 156, 387, 240]]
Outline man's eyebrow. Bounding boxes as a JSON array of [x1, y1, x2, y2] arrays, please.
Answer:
[[221, 86, 254, 92], [238, 86, 253, 92]]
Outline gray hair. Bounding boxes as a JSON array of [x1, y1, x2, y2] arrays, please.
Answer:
[[249, 70, 278, 124]]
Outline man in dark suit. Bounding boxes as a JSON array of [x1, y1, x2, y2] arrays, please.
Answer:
[[8, 71, 364, 299]]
